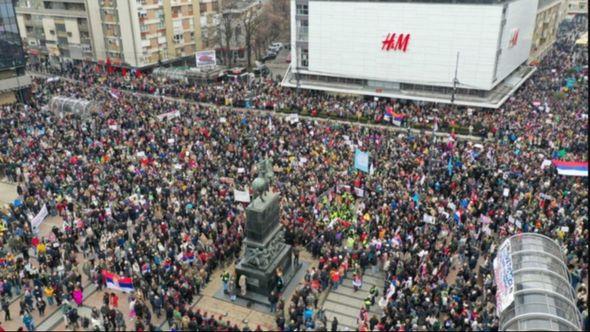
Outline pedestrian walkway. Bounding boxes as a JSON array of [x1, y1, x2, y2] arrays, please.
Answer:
[[27, 72, 486, 143], [321, 269, 385, 331]]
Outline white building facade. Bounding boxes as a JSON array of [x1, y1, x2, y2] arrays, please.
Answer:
[[283, 0, 542, 108]]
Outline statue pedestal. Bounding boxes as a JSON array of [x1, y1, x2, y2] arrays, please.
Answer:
[[236, 243, 293, 299], [235, 192, 295, 303]]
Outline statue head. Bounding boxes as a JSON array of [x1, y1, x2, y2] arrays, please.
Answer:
[[252, 177, 267, 199]]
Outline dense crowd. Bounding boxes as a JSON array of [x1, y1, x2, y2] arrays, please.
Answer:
[[0, 16, 587, 332]]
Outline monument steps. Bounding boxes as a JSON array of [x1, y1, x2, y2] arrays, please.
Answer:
[[320, 269, 386, 331], [323, 309, 357, 331]]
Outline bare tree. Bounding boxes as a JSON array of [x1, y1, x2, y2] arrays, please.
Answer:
[[242, 7, 261, 68], [218, 10, 235, 67], [254, 0, 289, 58]]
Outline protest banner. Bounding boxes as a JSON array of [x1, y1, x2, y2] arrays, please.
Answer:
[[157, 110, 180, 121], [493, 240, 515, 315], [31, 205, 48, 234], [354, 149, 370, 173]]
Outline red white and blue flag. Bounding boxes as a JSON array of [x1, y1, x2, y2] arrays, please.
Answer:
[[454, 210, 463, 224], [181, 251, 195, 263], [384, 107, 394, 122], [102, 270, 134, 293], [552, 160, 588, 177], [163, 258, 172, 271]]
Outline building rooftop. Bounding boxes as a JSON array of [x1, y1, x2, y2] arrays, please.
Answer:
[[310, 0, 511, 4]]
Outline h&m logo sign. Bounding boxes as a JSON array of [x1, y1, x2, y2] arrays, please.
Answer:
[[508, 28, 519, 48], [381, 33, 410, 52]]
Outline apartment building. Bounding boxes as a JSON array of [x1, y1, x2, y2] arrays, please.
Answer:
[[529, 0, 565, 61], [566, 0, 588, 14], [15, 0, 203, 68], [199, 0, 222, 49], [217, 0, 261, 66], [1, 0, 31, 105]]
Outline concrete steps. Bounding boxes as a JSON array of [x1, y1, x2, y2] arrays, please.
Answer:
[[320, 268, 386, 331], [36, 283, 98, 331]]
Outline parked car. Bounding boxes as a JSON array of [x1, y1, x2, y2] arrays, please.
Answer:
[[268, 43, 283, 53], [260, 52, 277, 63], [253, 64, 270, 77]]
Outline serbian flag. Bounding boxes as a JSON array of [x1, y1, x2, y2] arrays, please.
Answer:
[[552, 160, 588, 177], [182, 251, 195, 263], [0, 258, 10, 267], [383, 107, 394, 122], [454, 210, 463, 224], [102, 270, 134, 292], [392, 112, 405, 122], [391, 112, 404, 126], [141, 263, 151, 274], [163, 258, 172, 271]]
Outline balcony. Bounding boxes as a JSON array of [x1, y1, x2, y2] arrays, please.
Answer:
[[102, 14, 119, 24], [100, 0, 117, 8], [16, 6, 87, 18], [106, 43, 122, 53]]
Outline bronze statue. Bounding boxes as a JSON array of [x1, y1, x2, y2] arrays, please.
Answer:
[[252, 158, 274, 202]]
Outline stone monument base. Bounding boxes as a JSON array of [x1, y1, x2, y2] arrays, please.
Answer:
[[212, 261, 308, 314], [235, 243, 293, 298]]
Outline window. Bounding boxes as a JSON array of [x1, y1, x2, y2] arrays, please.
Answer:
[[301, 48, 308, 67], [173, 33, 183, 43], [296, 4, 308, 15]]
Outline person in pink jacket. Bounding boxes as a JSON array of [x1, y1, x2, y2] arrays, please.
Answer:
[[72, 287, 84, 306]]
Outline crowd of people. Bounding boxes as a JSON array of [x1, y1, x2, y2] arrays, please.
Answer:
[[0, 15, 587, 332]]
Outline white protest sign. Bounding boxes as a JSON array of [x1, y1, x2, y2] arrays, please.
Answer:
[[286, 114, 299, 124], [157, 110, 180, 121], [423, 214, 435, 225], [31, 205, 48, 234], [234, 189, 251, 203], [540, 159, 552, 169], [354, 187, 364, 197], [503, 188, 510, 197]]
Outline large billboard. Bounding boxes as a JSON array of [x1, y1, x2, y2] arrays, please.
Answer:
[[195, 50, 217, 68], [307, 0, 537, 91]]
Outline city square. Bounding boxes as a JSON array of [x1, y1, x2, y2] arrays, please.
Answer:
[[0, 0, 588, 331]]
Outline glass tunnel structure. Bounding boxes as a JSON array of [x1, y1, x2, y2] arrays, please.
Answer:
[[494, 233, 583, 331]]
